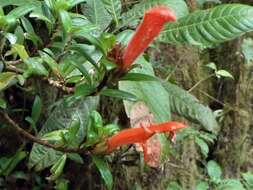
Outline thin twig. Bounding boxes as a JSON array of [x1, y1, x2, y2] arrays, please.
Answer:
[[1, 111, 90, 155]]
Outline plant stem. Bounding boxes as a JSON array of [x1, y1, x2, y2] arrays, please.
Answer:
[[188, 74, 215, 92]]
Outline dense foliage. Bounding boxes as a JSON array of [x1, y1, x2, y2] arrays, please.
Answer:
[[0, 0, 253, 189]]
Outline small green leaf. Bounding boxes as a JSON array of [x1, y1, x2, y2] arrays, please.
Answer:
[[74, 84, 95, 97], [7, 4, 35, 18], [31, 95, 42, 123], [100, 89, 138, 101], [47, 154, 67, 181], [205, 62, 217, 71], [166, 181, 182, 190], [25, 116, 37, 134], [42, 129, 68, 144], [195, 137, 209, 157], [92, 156, 113, 190], [242, 172, 253, 189], [0, 72, 17, 91], [0, 97, 7, 109], [67, 153, 84, 164], [120, 73, 158, 81], [216, 70, 234, 79], [12, 44, 29, 60], [196, 181, 209, 190], [4, 33, 17, 44], [207, 160, 222, 183]]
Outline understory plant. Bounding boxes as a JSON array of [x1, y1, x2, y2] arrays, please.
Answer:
[[1, 0, 253, 189]]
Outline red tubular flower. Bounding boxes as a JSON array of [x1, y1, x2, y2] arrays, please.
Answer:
[[122, 6, 176, 70], [106, 121, 187, 161]]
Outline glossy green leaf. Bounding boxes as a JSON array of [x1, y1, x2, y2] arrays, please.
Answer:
[[207, 160, 222, 182], [23, 57, 49, 78], [159, 4, 253, 47], [100, 89, 138, 101], [59, 10, 72, 35], [0, 97, 6, 109], [120, 73, 158, 82], [28, 96, 99, 171], [0, 0, 40, 7], [92, 156, 113, 190], [7, 4, 36, 18], [0, 72, 17, 91], [102, 0, 121, 26], [31, 95, 42, 124], [12, 44, 29, 60], [162, 82, 219, 134], [216, 70, 234, 79], [67, 153, 84, 164]]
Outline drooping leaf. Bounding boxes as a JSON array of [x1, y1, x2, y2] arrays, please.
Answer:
[[12, 44, 29, 60], [92, 156, 113, 190], [31, 95, 42, 124], [162, 82, 219, 134], [47, 154, 67, 181], [23, 57, 49, 78], [195, 137, 209, 157], [28, 96, 99, 171], [0, 0, 40, 7], [159, 4, 253, 47], [0, 72, 17, 91]]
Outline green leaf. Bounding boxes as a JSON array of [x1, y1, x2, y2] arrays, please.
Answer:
[[119, 56, 171, 163], [12, 44, 29, 60], [205, 62, 217, 71], [0, 151, 26, 176], [67, 153, 84, 164], [59, 10, 72, 35], [82, 0, 112, 32], [207, 160, 222, 182], [69, 61, 92, 85], [39, 51, 62, 79], [100, 89, 138, 101], [195, 137, 209, 157], [69, 0, 86, 8], [7, 4, 36, 18], [196, 181, 209, 190], [0, 97, 6, 109], [101, 0, 121, 26], [70, 44, 99, 71], [159, 4, 253, 47], [242, 172, 253, 189], [0, 72, 17, 91], [216, 70, 234, 79], [162, 82, 219, 134], [166, 181, 182, 190], [92, 156, 113, 190], [0, 0, 40, 7], [31, 95, 42, 124], [23, 57, 49, 78], [217, 179, 246, 190], [120, 73, 158, 82], [47, 154, 67, 181], [28, 96, 99, 171], [121, 0, 188, 28]]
